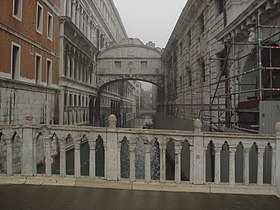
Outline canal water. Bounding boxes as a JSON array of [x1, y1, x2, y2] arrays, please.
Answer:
[[38, 115, 175, 180]]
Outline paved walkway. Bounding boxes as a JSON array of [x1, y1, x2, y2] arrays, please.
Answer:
[[0, 185, 280, 210]]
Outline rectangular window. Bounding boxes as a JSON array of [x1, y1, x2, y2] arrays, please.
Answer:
[[36, 2, 43, 34], [35, 54, 42, 84], [11, 42, 21, 79], [115, 61, 121, 68], [187, 30, 191, 49], [187, 69, 192, 87], [46, 59, 52, 86], [198, 15, 204, 35], [141, 61, 148, 69], [47, 12, 53, 40], [199, 59, 206, 82], [13, 0, 22, 21]]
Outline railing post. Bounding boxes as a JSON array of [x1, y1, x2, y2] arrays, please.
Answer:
[[59, 138, 66, 176], [159, 141, 167, 183], [88, 137, 96, 178], [189, 147, 194, 183], [144, 142, 151, 182], [44, 135, 52, 176], [214, 148, 221, 184], [174, 143, 182, 183], [275, 122, 280, 193], [74, 139, 81, 177], [193, 119, 204, 184], [229, 147, 236, 185], [6, 137, 13, 175], [129, 142, 136, 182], [21, 125, 35, 176], [243, 147, 250, 185], [106, 114, 118, 181], [257, 148, 265, 185]]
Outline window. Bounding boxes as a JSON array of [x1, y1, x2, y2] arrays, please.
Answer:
[[47, 12, 53, 40], [141, 61, 148, 69], [46, 59, 52, 86], [13, 0, 22, 21], [217, 50, 227, 76], [198, 14, 204, 36], [187, 68, 192, 87], [35, 54, 42, 84], [115, 61, 121, 68], [216, 0, 225, 15], [187, 30, 191, 49], [199, 58, 206, 82], [11, 42, 21, 79], [36, 2, 43, 34]]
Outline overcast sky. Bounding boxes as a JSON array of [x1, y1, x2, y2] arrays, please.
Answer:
[[114, 0, 187, 48]]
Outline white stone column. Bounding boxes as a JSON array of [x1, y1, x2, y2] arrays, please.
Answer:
[[21, 126, 34, 176], [74, 139, 81, 177], [129, 143, 136, 182], [189, 147, 194, 183], [271, 148, 276, 186], [193, 119, 204, 184], [257, 148, 265, 185], [159, 141, 167, 183], [76, 4, 80, 27], [144, 143, 151, 182], [6, 137, 13, 175], [59, 138, 66, 176], [243, 147, 250, 185], [67, 0, 72, 17], [175, 144, 182, 183], [88, 138, 96, 178], [80, 10, 84, 32], [276, 122, 280, 193], [214, 148, 221, 184], [117, 142, 121, 180], [229, 148, 236, 185], [32, 137, 37, 175], [44, 136, 52, 176], [203, 149, 206, 183]]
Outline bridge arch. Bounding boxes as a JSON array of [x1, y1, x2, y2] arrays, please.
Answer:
[[97, 38, 164, 89]]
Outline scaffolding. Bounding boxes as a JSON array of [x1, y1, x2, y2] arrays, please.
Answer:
[[209, 14, 280, 133]]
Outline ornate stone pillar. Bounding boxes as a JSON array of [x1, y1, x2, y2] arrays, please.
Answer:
[[59, 138, 66, 176], [32, 137, 37, 175], [271, 148, 276, 186], [276, 122, 280, 193], [229, 147, 236, 185], [214, 147, 221, 184], [175, 143, 182, 183], [6, 137, 13, 175], [74, 139, 81, 177], [193, 119, 204, 184], [159, 141, 167, 182], [144, 142, 151, 182], [189, 146, 194, 183], [44, 136, 52, 176], [88, 137, 96, 178], [129, 142, 136, 182], [257, 148, 265, 185], [243, 147, 250, 185]]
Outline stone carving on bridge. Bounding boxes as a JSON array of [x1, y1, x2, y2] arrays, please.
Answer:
[[108, 114, 117, 128]]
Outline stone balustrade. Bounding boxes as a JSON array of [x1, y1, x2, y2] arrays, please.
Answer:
[[0, 119, 280, 195]]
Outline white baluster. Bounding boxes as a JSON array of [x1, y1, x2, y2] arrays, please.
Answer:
[[214, 148, 221, 184], [59, 138, 66, 176], [229, 147, 236, 185], [74, 139, 81, 177], [271, 148, 276, 186], [144, 143, 151, 182], [189, 146, 194, 183], [88, 138, 96, 178], [160, 142, 167, 183], [44, 137, 52, 176], [243, 147, 250, 185], [257, 148, 265, 185], [129, 143, 136, 182], [6, 137, 13, 175], [175, 144, 182, 183]]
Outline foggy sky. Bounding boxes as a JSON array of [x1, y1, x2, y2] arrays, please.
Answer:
[[114, 0, 187, 48]]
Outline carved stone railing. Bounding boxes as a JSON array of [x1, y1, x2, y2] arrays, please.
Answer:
[[0, 118, 279, 195]]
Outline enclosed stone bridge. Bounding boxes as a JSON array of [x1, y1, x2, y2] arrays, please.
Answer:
[[97, 38, 164, 89], [1, 118, 280, 196]]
